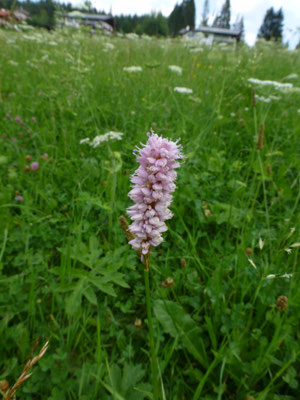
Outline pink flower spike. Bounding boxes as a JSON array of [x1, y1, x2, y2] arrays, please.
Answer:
[[32, 117, 36, 122], [15, 117, 20, 121], [30, 161, 39, 171], [12, 137, 17, 142], [19, 120, 24, 125], [6, 113, 11, 119], [15, 195, 24, 202], [127, 129, 183, 256], [41, 153, 48, 160]]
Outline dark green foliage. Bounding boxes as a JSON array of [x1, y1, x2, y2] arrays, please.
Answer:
[[213, 0, 231, 29], [258, 7, 284, 41], [168, 0, 195, 36], [115, 12, 168, 36], [27, 0, 55, 30]]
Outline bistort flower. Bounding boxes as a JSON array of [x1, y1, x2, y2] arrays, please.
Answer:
[[127, 130, 183, 255]]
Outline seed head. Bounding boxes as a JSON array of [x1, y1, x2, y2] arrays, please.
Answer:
[[161, 277, 175, 288], [276, 295, 288, 311], [134, 318, 143, 329]]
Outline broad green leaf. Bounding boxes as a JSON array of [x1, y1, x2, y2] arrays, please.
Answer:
[[89, 277, 116, 296], [83, 285, 97, 305], [154, 300, 209, 368], [65, 280, 84, 315]]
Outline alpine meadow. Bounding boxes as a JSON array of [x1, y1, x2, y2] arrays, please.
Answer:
[[1, 27, 300, 400]]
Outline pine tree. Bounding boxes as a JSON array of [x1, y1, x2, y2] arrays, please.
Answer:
[[232, 16, 245, 41], [168, 4, 183, 36], [257, 7, 284, 41], [213, 0, 230, 29], [184, 0, 195, 30], [168, 0, 195, 36], [201, 0, 209, 26]]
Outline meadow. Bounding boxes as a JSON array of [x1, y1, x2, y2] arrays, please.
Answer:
[[0, 27, 300, 399]]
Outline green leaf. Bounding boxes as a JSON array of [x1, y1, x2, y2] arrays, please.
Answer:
[[90, 277, 116, 296], [65, 280, 84, 315], [154, 300, 209, 368], [83, 285, 97, 305]]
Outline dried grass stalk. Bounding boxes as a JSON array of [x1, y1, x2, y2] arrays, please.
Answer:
[[257, 122, 265, 150], [4, 340, 49, 400]]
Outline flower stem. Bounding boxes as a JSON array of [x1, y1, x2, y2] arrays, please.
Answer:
[[144, 255, 159, 400]]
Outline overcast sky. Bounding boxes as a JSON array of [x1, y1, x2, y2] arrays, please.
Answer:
[[74, 0, 300, 48]]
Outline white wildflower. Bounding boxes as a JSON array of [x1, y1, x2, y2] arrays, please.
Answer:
[[245, 107, 249, 111], [48, 42, 57, 46], [248, 78, 293, 90], [255, 95, 271, 103], [230, 112, 236, 117], [103, 42, 115, 51], [269, 95, 281, 100], [290, 242, 300, 248], [125, 33, 139, 40], [283, 73, 298, 80], [174, 87, 193, 94], [168, 65, 182, 75], [282, 87, 300, 93], [280, 273, 293, 279], [123, 66, 142, 73], [141, 35, 152, 40], [80, 138, 90, 144], [9, 60, 18, 66], [285, 248, 292, 254], [89, 131, 124, 148], [266, 274, 276, 279], [107, 131, 124, 140], [190, 47, 204, 53]]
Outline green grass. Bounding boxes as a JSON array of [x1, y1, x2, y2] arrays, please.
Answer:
[[0, 27, 300, 399]]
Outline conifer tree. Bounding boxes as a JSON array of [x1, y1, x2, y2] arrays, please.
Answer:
[[201, 0, 209, 26], [213, 0, 230, 29], [168, 0, 195, 36], [232, 15, 245, 41], [184, 0, 195, 30], [257, 7, 284, 41]]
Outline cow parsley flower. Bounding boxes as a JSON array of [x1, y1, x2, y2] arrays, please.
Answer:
[[174, 87, 193, 94], [79, 132, 124, 148], [127, 130, 183, 255], [123, 66, 142, 73], [168, 65, 182, 75], [248, 78, 293, 90]]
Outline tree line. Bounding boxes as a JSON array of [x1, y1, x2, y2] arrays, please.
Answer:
[[0, 0, 285, 43]]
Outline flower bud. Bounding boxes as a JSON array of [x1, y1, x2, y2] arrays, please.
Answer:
[[30, 161, 39, 171], [134, 318, 142, 329], [276, 295, 288, 311]]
